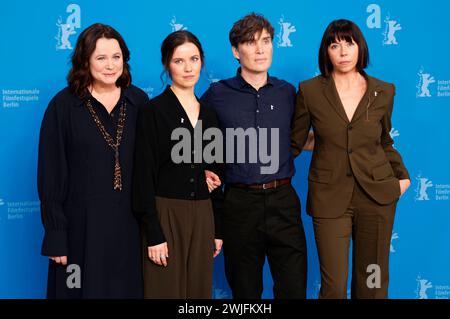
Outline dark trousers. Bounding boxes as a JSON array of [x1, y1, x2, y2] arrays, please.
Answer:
[[313, 182, 397, 299], [222, 184, 307, 299]]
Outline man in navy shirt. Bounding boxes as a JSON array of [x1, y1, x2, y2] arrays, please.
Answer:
[[202, 13, 311, 299]]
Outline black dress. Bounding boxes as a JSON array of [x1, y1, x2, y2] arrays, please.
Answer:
[[37, 85, 149, 298]]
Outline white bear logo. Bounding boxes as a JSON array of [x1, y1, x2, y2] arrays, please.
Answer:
[[277, 16, 296, 48], [56, 19, 76, 50], [55, 4, 81, 51], [383, 16, 402, 45], [417, 70, 436, 97], [170, 16, 187, 32], [415, 175, 433, 201], [416, 277, 433, 299]]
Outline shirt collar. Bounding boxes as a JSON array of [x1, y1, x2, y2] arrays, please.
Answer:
[[234, 67, 275, 89]]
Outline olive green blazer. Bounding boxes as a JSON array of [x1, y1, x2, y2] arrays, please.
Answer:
[[291, 74, 409, 218]]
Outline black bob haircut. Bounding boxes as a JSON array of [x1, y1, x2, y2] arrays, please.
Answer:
[[318, 19, 369, 77]]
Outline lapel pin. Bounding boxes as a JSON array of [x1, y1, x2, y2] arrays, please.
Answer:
[[181, 118, 184, 123], [270, 105, 274, 110], [374, 91, 378, 97]]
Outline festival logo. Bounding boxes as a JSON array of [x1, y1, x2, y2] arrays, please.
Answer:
[[277, 15, 296, 48], [55, 4, 81, 50]]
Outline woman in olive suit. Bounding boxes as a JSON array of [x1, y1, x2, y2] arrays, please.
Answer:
[[291, 19, 410, 299]]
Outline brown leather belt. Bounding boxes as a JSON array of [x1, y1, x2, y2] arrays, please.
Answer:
[[231, 178, 291, 190]]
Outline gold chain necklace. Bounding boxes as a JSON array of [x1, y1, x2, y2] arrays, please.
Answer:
[[85, 99, 127, 191]]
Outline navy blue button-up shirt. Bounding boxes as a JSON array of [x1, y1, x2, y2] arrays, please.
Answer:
[[201, 68, 296, 184]]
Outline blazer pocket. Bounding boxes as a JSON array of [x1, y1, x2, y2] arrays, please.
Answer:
[[308, 167, 332, 184], [372, 162, 394, 181]]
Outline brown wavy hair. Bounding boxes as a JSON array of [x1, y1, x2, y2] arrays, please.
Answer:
[[229, 13, 274, 48], [67, 23, 131, 98]]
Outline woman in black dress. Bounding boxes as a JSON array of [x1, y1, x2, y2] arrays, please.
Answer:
[[37, 23, 148, 298], [133, 30, 223, 298]]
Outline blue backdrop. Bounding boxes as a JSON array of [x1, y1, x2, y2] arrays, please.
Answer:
[[1, 0, 449, 299]]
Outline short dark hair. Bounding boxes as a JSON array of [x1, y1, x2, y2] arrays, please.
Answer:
[[318, 19, 369, 77], [160, 30, 205, 80], [229, 13, 274, 48], [67, 23, 131, 98]]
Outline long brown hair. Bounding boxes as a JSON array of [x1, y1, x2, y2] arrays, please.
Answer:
[[67, 23, 131, 98]]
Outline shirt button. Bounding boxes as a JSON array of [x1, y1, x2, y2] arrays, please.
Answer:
[[256, 110, 259, 113], [348, 125, 353, 130], [190, 192, 195, 197], [348, 149, 353, 154], [189, 178, 194, 183], [257, 94, 260, 98], [347, 171, 352, 177], [191, 164, 195, 169]]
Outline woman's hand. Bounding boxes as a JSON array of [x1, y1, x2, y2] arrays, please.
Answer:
[[399, 179, 411, 196], [213, 239, 223, 258], [49, 256, 67, 265], [205, 170, 221, 193], [148, 242, 169, 267]]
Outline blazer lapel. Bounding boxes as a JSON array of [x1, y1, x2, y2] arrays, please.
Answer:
[[351, 76, 383, 123], [322, 76, 349, 124]]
